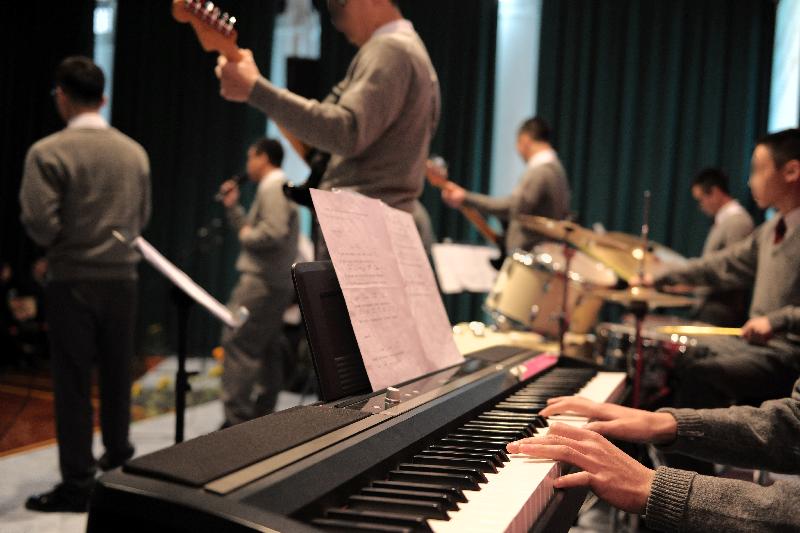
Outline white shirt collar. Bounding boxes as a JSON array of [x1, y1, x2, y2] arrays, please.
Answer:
[[714, 199, 747, 225], [527, 148, 558, 169], [258, 168, 286, 191], [67, 111, 108, 130], [371, 19, 415, 40]]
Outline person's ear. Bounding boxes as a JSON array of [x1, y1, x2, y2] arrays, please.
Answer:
[[782, 159, 800, 185]]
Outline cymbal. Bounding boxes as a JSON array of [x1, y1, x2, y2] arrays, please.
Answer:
[[655, 325, 742, 337], [581, 232, 687, 282], [516, 215, 629, 250], [589, 287, 698, 309]]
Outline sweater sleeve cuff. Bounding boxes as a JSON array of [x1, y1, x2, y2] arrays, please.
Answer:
[[645, 466, 695, 532], [654, 408, 705, 453], [766, 308, 789, 333]]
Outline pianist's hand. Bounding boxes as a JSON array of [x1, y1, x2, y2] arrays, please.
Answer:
[[507, 423, 654, 515], [216, 49, 260, 102], [741, 316, 773, 345], [540, 397, 678, 445]]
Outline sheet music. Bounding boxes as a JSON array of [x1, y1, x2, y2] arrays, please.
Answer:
[[311, 190, 463, 391], [132, 236, 247, 329], [431, 243, 499, 294]]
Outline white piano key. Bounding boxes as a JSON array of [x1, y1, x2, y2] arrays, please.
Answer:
[[429, 371, 626, 533]]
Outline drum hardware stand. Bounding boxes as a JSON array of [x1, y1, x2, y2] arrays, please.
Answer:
[[558, 229, 575, 356], [631, 191, 651, 408], [171, 286, 197, 444]]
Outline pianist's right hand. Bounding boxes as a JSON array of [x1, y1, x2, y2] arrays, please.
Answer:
[[540, 396, 678, 445]]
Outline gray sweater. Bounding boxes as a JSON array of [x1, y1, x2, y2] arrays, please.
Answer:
[[20, 127, 151, 281], [701, 208, 754, 257], [656, 217, 800, 340], [226, 171, 298, 290], [644, 377, 800, 532], [248, 26, 440, 214], [463, 159, 570, 253]]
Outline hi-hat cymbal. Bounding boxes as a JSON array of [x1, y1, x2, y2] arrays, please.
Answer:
[[517, 215, 629, 250], [655, 325, 742, 337], [589, 287, 698, 309]]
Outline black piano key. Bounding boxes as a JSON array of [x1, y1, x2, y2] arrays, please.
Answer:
[[413, 454, 498, 473], [324, 509, 433, 532], [360, 487, 459, 511], [387, 469, 481, 491], [452, 427, 526, 440], [397, 463, 488, 484], [426, 445, 508, 464], [481, 411, 543, 421], [311, 517, 414, 533], [437, 439, 509, 455], [347, 495, 449, 520], [371, 480, 467, 503], [421, 448, 504, 466], [463, 420, 533, 431], [447, 433, 510, 443]]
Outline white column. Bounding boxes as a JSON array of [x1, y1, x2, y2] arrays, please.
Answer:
[[490, 0, 542, 196], [769, 0, 800, 132]]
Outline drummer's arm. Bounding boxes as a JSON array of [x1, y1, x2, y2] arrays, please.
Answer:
[[655, 230, 759, 290], [765, 306, 800, 335]]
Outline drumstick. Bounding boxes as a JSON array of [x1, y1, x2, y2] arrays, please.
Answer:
[[655, 326, 742, 336]]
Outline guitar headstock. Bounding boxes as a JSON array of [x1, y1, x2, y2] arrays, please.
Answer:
[[172, 0, 241, 60], [425, 155, 449, 188]]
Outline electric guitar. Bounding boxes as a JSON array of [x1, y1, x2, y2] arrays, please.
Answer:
[[172, 0, 326, 207], [425, 156, 501, 245]]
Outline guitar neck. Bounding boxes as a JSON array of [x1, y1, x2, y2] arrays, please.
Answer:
[[428, 179, 500, 244]]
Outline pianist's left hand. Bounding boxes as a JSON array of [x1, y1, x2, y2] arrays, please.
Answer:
[[507, 423, 654, 515]]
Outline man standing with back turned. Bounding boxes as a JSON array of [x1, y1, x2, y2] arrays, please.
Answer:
[[20, 56, 151, 512]]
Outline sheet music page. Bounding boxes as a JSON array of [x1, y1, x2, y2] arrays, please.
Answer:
[[133, 236, 246, 329], [380, 204, 463, 370], [431, 243, 499, 294], [311, 190, 463, 390]]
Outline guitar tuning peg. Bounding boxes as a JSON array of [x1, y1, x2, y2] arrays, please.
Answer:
[[204, 2, 214, 13], [220, 12, 229, 23], [228, 16, 237, 26]]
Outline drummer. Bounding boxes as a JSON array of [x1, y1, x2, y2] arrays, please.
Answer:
[[638, 128, 800, 411], [441, 116, 571, 254], [689, 168, 754, 326]]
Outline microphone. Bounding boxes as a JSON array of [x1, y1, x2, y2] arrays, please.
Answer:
[[214, 173, 247, 202]]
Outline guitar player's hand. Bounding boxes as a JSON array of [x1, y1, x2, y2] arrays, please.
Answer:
[[442, 183, 466, 208], [216, 49, 260, 102], [220, 180, 240, 208]]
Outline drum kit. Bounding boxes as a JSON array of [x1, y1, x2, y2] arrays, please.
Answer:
[[482, 205, 738, 407]]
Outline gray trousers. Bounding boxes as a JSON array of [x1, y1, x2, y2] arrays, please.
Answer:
[[45, 280, 136, 488], [673, 335, 800, 409], [221, 274, 293, 425]]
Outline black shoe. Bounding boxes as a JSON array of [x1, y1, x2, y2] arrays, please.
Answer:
[[98, 443, 135, 471], [25, 483, 91, 513]]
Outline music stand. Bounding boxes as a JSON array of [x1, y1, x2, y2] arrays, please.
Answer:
[[113, 232, 248, 443]]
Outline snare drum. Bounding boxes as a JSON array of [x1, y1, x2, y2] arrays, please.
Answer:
[[594, 321, 699, 407], [485, 243, 618, 337]]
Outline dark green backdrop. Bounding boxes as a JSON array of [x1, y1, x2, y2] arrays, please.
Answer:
[[538, 0, 775, 258]]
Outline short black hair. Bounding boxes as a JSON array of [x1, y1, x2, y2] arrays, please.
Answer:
[[756, 128, 800, 169], [691, 168, 730, 195], [251, 137, 284, 167], [518, 117, 551, 142], [55, 56, 104, 106]]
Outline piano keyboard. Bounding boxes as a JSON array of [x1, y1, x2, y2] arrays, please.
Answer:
[[308, 369, 626, 533]]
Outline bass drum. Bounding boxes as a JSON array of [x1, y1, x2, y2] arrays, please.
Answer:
[[485, 243, 618, 338]]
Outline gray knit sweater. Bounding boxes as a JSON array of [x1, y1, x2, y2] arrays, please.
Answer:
[[247, 25, 440, 214], [463, 159, 570, 253], [644, 378, 800, 532], [20, 127, 151, 280], [225, 171, 298, 290]]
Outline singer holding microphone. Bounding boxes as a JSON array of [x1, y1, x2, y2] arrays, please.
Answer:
[[218, 137, 299, 428]]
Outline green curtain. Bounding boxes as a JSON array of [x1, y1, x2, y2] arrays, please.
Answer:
[[111, 0, 280, 355], [315, 0, 499, 323], [0, 2, 94, 276], [538, 0, 775, 258]]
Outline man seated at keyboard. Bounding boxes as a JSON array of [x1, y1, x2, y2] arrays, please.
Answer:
[[507, 376, 800, 532]]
